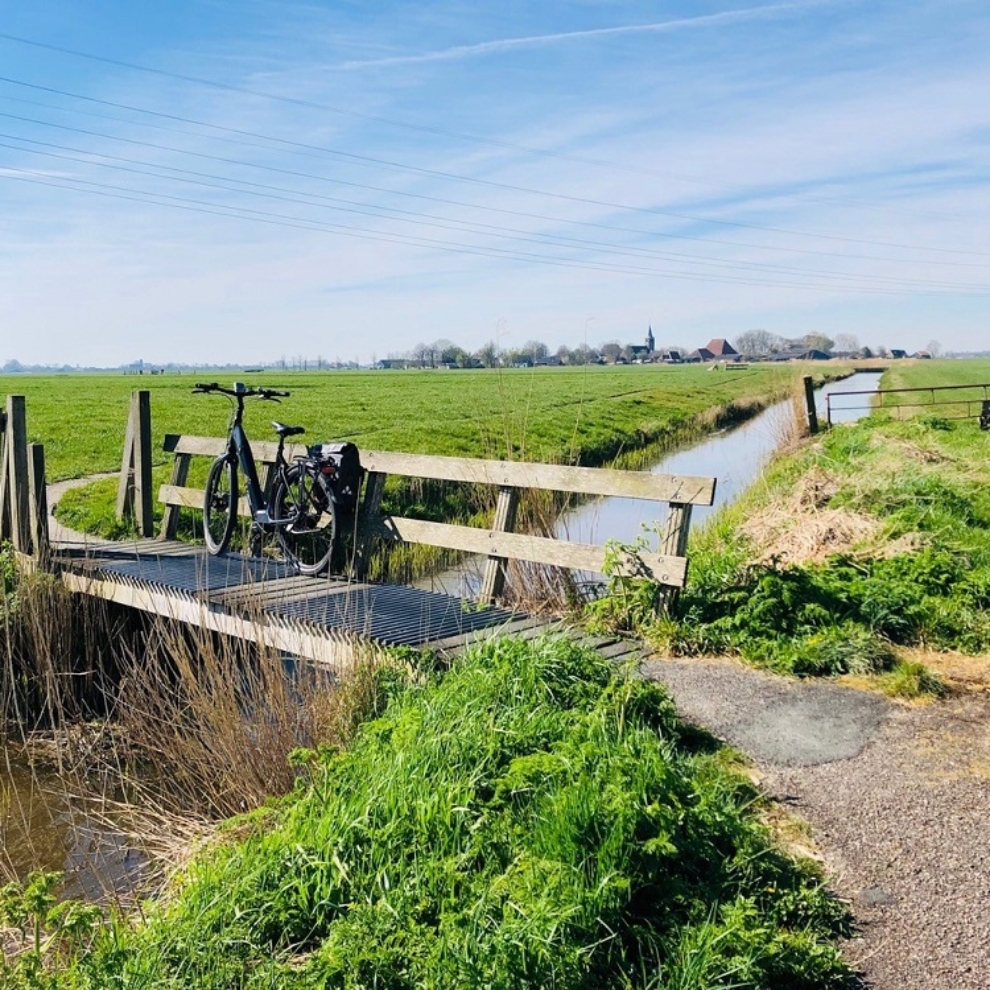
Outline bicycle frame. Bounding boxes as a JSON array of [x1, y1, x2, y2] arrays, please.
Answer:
[[206, 383, 298, 527]]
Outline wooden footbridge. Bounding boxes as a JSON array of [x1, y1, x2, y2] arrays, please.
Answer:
[[1, 392, 716, 667]]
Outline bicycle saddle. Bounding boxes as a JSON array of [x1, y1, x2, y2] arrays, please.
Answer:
[[272, 421, 306, 438]]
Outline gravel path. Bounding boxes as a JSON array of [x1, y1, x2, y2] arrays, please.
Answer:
[[643, 656, 990, 990]]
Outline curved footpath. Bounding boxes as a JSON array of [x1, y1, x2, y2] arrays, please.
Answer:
[[643, 656, 990, 990]]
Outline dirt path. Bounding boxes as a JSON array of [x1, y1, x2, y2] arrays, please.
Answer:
[[46, 473, 119, 546], [643, 656, 990, 990]]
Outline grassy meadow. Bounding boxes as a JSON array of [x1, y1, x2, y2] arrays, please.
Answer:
[[1, 362, 825, 542], [4, 363, 815, 482]]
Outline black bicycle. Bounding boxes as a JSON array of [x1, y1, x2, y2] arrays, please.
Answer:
[[193, 382, 337, 575]]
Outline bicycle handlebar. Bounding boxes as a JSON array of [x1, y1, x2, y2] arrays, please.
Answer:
[[192, 382, 290, 399]]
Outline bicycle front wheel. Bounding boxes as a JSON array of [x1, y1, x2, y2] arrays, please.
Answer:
[[203, 456, 238, 555], [272, 465, 337, 575]]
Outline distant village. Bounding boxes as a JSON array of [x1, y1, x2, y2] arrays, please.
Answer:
[[375, 326, 939, 370]]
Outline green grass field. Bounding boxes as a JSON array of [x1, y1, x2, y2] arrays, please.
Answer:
[[3, 364, 813, 483]]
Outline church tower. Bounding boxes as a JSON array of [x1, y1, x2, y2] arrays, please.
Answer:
[[646, 325, 655, 354]]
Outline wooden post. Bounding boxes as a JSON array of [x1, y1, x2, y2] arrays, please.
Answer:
[[656, 501, 693, 616], [116, 390, 154, 536], [28, 443, 49, 557], [0, 406, 9, 542], [160, 452, 192, 540], [5, 396, 31, 553], [479, 485, 520, 603], [353, 470, 387, 578], [803, 375, 819, 435]]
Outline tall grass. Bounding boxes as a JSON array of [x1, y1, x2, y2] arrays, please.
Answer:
[[1, 545, 409, 892], [25, 636, 854, 989]]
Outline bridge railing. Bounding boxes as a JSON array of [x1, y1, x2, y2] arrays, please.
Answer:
[[157, 432, 716, 607]]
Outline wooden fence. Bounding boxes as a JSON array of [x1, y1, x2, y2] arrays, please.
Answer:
[[0, 395, 49, 556], [155, 430, 716, 606]]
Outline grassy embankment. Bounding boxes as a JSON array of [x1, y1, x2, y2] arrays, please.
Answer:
[[0, 364, 822, 541], [2, 636, 856, 989], [590, 359, 990, 697]]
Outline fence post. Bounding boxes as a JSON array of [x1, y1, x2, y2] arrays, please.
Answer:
[[116, 390, 154, 537], [4, 396, 31, 553], [28, 442, 49, 557], [803, 376, 819, 435], [479, 485, 520, 603], [656, 502, 693, 616], [353, 471, 387, 578]]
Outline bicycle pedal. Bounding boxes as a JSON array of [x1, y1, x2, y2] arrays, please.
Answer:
[[253, 509, 272, 524]]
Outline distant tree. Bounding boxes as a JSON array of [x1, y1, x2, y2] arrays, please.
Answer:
[[410, 342, 431, 368], [834, 333, 859, 354], [927, 339, 943, 358], [570, 343, 599, 365], [521, 340, 549, 363], [600, 341, 622, 362], [876, 345, 890, 358], [802, 333, 835, 354], [857, 346, 874, 359], [735, 329, 782, 356], [476, 340, 500, 368], [556, 344, 572, 365]]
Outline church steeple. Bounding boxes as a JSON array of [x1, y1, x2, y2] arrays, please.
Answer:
[[646, 324, 655, 354]]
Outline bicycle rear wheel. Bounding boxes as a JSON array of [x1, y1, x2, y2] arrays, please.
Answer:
[[271, 464, 337, 575], [203, 456, 238, 555]]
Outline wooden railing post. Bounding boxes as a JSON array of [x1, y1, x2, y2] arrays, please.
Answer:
[[160, 452, 192, 540], [803, 375, 819, 435], [353, 470, 387, 578], [479, 485, 519, 603], [3, 396, 31, 553], [28, 443, 49, 557], [657, 501, 693, 615], [117, 390, 154, 536]]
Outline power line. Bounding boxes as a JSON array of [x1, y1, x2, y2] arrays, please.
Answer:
[[8, 166, 971, 296], [4, 134, 986, 293], [0, 54, 986, 259]]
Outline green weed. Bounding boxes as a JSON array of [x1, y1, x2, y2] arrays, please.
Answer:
[[26, 637, 855, 989]]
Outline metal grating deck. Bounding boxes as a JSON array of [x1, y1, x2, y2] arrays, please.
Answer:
[[98, 550, 295, 594], [265, 584, 517, 646]]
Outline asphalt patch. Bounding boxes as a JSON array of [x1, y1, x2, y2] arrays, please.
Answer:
[[642, 657, 890, 766]]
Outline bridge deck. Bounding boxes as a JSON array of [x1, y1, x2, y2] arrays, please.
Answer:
[[51, 540, 640, 668]]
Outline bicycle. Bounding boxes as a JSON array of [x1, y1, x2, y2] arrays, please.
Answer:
[[193, 382, 337, 575]]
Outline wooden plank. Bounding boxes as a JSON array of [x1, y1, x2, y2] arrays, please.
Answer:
[[28, 443, 48, 557], [167, 434, 306, 463], [0, 413, 10, 542], [368, 515, 688, 587], [160, 452, 191, 539], [6, 396, 30, 553], [164, 435, 716, 505], [159, 484, 251, 518], [115, 399, 136, 520], [133, 391, 155, 537], [360, 450, 716, 505], [657, 502, 693, 614], [353, 470, 387, 579], [479, 486, 519, 603], [58, 569, 361, 669]]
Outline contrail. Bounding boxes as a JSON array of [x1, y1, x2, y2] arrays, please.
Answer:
[[334, 1, 833, 71]]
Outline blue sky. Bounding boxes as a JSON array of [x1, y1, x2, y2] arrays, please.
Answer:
[[1, 0, 988, 365]]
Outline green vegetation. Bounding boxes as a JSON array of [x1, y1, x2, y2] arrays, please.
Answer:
[[590, 360, 990, 693], [3, 364, 815, 542], [2, 637, 854, 989], [2, 365, 808, 481]]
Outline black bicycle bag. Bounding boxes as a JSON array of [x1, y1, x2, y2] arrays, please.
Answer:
[[310, 442, 364, 511]]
